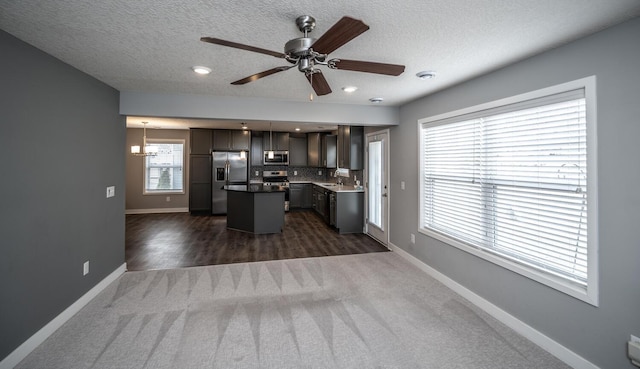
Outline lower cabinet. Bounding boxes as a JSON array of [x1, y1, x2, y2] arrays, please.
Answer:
[[290, 183, 313, 209], [311, 185, 364, 234], [189, 155, 212, 213], [332, 191, 364, 234]]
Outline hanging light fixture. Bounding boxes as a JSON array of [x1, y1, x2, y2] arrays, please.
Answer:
[[131, 122, 158, 156], [268, 122, 275, 159]]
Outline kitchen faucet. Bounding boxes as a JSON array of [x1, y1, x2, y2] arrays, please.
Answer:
[[334, 170, 343, 185]]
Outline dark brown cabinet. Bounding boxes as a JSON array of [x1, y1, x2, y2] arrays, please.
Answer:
[[323, 134, 337, 168], [337, 125, 363, 170], [263, 131, 289, 151], [307, 132, 323, 167], [250, 131, 263, 166], [289, 134, 308, 166], [333, 191, 364, 234], [189, 155, 212, 213], [213, 129, 251, 151], [291, 183, 313, 209], [190, 128, 212, 155], [289, 183, 313, 209]]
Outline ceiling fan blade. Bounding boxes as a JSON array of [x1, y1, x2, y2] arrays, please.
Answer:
[[311, 16, 369, 55], [306, 71, 332, 96], [231, 66, 292, 85], [200, 37, 285, 58], [331, 59, 405, 76]]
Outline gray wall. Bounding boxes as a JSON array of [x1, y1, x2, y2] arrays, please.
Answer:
[[391, 18, 640, 369], [126, 128, 189, 211], [0, 30, 125, 360]]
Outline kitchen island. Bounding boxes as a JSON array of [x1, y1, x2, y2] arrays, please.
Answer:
[[224, 184, 286, 234]]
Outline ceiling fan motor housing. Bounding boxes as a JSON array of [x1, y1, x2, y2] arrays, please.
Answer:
[[284, 37, 315, 57]]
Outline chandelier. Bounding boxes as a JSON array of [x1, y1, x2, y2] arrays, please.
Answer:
[[130, 122, 158, 157]]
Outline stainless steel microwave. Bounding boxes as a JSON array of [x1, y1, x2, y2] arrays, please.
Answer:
[[263, 150, 289, 165]]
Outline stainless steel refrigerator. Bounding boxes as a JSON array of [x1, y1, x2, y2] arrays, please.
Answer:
[[212, 152, 248, 214]]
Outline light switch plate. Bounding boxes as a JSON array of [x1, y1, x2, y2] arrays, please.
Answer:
[[401, 181, 406, 190], [106, 186, 115, 198], [629, 340, 640, 367]]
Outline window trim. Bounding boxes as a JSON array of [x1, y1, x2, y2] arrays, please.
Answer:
[[142, 138, 186, 195], [418, 76, 598, 306]]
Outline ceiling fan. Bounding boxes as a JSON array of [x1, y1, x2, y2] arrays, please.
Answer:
[[200, 15, 405, 97]]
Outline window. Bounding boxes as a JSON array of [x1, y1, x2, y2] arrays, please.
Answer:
[[144, 140, 184, 194], [418, 77, 598, 305]]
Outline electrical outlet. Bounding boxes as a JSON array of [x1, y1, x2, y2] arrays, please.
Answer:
[[83, 261, 90, 276], [106, 186, 115, 198], [255, 171, 259, 176], [318, 170, 322, 175], [410, 233, 416, 244], [294, 170, 298, 175], [166, 196, 171, 202]]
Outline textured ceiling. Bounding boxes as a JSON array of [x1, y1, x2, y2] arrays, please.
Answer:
[[2, 0, 639, 120]]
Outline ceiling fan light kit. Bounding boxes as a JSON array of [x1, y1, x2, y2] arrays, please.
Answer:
[[200, 15, 405, 98]]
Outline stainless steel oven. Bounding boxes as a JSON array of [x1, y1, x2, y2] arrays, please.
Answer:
[[263, 151, 289, 165], [262, 170, 290, 211]]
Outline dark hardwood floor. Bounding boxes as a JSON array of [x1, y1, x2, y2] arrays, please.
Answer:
[[125, 210, 389, 271]]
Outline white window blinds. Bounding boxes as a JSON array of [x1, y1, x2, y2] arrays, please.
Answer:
[[421, 89, 589, 288], [144, 141, 184, 194]]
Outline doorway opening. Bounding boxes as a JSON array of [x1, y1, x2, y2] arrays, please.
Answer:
[[365, 129, 389, 246]]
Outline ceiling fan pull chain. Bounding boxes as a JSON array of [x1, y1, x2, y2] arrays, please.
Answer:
[[309, 72, 314, 101]]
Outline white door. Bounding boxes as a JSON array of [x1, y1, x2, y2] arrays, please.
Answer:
[[365, 130, 389, 245]]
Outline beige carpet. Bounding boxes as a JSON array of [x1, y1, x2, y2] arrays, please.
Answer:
[[17, 252, 570, 369]]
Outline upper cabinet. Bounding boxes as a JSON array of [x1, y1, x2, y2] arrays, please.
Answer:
[[250, 131, 263, 166], [212, 129, 251, 151], [323, 134, 337, 168], [308, 132, 336, 168], [190, 128, 212, 155], [263, 131, 290, 151], [289, 134, 308, 166], [337, 125, 363, 170], [307, 132, 323, 167]]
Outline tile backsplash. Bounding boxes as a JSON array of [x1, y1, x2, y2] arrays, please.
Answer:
[[251, 166, 362, 186]]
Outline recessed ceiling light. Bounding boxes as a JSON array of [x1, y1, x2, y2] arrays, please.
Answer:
[[416, 70, 437, 79], [369, 97, 384, 103], [241, 122, 248, 130], [192, 66, 211, 75], [295, 127, 301, 131], [342, 86, 358, 93]]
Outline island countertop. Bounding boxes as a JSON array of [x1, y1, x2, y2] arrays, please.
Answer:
[[224, 184, 285, 234], [224, 184, 287, 193]]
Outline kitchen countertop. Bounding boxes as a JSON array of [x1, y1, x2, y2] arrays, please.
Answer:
[[248, 180, 364, 192], [311, 182, 365, 193]]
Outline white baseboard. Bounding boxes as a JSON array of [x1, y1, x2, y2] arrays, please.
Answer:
[[389, 243, 599, 369], [125, 207, 189, 214], [0, 263, 127, 369]]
